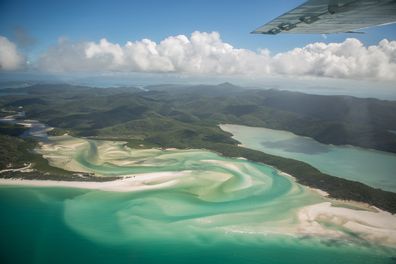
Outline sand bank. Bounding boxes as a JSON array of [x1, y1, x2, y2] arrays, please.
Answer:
[[0, 171, 188, 192], [0, 163, 33, 174], [298, 202, 396, 246]]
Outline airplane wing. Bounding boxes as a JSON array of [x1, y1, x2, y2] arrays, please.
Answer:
[[252, 0, 396, 34]]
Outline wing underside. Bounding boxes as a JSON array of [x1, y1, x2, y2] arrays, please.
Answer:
[[253, 0, 396, 34]]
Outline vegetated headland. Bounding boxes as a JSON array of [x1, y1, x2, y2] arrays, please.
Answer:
[[1, 82, 395, 213]]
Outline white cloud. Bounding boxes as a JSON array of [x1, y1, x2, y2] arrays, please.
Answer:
[[272, 38, 396, 80], [37, 32, 396, 81], [0, 36, 26, 71]]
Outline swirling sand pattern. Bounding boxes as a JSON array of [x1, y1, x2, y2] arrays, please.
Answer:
[[29, 135, 396, 250]]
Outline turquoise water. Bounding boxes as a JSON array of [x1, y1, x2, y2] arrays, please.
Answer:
[[1, 186, 394, 264], [220, 124, 396, 192], [1, 135, 396, 263]]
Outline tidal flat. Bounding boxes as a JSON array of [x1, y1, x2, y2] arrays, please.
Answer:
[[1, 134, 396, 263]]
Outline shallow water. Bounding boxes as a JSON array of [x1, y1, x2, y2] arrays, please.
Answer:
[[0, 112, 52, 141], [1, 134, 396, 263], [1, 186, 394, 264], [220, 124, 396, 192]]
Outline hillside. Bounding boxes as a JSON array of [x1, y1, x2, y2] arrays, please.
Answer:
[[1, 83, 396, 212], [2, 83, 395, 153]]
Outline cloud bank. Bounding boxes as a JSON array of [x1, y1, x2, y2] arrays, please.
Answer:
[[2, 32, 396, 81], [0, 36, 26, 70]]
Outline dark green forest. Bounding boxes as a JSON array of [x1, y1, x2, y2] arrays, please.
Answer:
[[2, 83, 395, 152], [1, 83, 396, 212]]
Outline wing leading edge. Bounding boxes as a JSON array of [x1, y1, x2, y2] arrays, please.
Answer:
[[252, 0, 396, 34]]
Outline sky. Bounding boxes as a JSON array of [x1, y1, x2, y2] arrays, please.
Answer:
[[0, 0, 396, 92]]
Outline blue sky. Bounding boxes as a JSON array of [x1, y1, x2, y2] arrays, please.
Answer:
[[1, 0, 395, 57], [0, 0, 396, 92]]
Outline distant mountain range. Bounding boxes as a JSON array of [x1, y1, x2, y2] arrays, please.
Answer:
[[2, 82, 396, 212], [1, 82, 396, 153]]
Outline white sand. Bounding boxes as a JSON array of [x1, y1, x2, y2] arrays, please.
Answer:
[[15, 122, 33, 127], [298, 202, 396, 245], [0, 163, 32, 173], [3, 130, 396, 247], [201, 159, 261, 191], [277, 171, 294, 179], [0, 171, 188, 192], [308, 187, 329, 197]]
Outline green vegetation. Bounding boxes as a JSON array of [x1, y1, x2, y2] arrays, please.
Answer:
[[0, 134, 34, 169], [2, 83, 395, 152], [1, 83, 396, 212], [202, 143, 396, 214], [0, 123, 28, 137], [0, 133, 120, 182], [129, 131, 396, 213]]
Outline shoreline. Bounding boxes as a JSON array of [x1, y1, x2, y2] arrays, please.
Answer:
[[0, 171, 187, 192], [1, 134, 396, 248], [3, 113, 396, 213], [0, 163, 391, 216], [2, 173, 396, 248], [277, 169, 383, 213], [297, 201, 396, 247], [219, 123, 396, 156], [0, 163, 33, 174], [0, 137, 379, 212]]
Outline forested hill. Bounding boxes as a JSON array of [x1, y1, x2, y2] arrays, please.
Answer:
[[1, 83, 396, 153]]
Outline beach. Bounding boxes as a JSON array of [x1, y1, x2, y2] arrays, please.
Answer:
[[1, 133, 396, 249]]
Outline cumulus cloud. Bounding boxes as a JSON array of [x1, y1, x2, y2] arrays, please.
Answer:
[[37, 32, 396, 81], [272, 38, 396, 80], [0, 36, 26, 71]]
